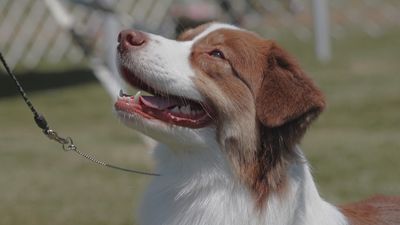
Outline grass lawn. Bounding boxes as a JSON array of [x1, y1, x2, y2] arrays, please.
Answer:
[[1, 30, 399, 225]]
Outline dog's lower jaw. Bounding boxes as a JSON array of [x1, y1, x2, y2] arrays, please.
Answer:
[[115, 110, 215, 148], [137, 146, 348, 225]]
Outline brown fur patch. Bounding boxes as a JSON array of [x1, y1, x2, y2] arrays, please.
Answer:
[[190, 27, 325, 207], [256, 43, 325, 128], [340, 195, 400, 225]]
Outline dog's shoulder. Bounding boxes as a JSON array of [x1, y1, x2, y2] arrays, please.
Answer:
[[340, 195, 400, 225]]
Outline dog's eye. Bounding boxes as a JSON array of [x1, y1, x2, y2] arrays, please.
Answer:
[[209, 49, 225, 59]]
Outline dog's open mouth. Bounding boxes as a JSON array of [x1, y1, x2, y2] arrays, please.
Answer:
[[114, 67, 213, 129]]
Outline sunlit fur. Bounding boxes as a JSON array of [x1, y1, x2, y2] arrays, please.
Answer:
[[116, 23, 399, 225]]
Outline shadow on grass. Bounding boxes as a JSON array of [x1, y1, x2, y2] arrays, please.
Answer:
[[0, 69, 96, 98]]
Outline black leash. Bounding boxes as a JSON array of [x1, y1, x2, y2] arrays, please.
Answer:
[[0, 52, 159, 176]]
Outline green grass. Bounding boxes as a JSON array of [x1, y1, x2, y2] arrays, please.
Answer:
[[1, 30, 400, 224], [0, 83, 151, 225], [286, 30, 400, 203]]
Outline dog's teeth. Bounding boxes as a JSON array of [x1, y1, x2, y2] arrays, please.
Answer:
[[178, 106, 183, 114], [171, 106, 179, 113], [134, 91, 141, 103], [189, 107, 195, 116], [180, 105, 190, 114], [170, 105, 197, 115]]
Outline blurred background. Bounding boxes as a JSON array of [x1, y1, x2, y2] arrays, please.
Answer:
[[0, 0, 399, 224]]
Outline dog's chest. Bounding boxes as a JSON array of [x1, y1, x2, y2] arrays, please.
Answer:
[[137, 176, 266, 225], [136, 145, 264, 225], [136, 146, 347, 225]]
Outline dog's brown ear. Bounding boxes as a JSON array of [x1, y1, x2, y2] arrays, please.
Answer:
[[256, 42, 325, 128]]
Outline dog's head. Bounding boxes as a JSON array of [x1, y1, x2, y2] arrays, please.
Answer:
[[115, 23, 325, 205]]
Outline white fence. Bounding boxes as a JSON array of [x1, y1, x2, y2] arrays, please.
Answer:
[[0, 0, 399, 70], [0, 0, 175, 70]]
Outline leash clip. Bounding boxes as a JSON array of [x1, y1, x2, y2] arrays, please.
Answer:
[[1, 51, 157, 176], [44, 129, 76, 151]]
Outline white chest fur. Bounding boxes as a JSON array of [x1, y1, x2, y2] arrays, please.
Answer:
[[137, 145, 348, 225]]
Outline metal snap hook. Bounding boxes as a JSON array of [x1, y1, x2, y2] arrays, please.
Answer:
[[62, 137, 76, 151]]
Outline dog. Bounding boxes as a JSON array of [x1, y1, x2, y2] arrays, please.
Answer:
[[114, 23, 400, 225]]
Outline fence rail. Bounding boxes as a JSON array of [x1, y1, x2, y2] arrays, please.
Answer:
[[0, 0, 175, 70], [0, 0, 399, 70]]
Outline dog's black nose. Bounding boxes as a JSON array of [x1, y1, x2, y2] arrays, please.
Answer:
[[118, 29, 146, 49]]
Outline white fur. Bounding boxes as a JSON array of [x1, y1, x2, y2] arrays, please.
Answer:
[[191, 23, 239, 42], [138, 145, 348, 225], [116, 23, 349, 225], [117, 28, 202, 102]]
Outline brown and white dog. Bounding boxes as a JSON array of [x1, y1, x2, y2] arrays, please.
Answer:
[[114, 23, 400, 225]]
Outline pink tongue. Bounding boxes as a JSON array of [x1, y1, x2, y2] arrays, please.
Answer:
[[140, 96, 180, 110]]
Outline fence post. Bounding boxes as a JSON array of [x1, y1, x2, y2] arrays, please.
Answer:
[[104, 14, 125, 97], [312, 0, 331, 62]]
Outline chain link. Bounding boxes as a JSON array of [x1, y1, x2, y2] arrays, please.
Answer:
[[44, 130, 77, 151], [1, 51, 159, 176], [43, 129, 159, 175]]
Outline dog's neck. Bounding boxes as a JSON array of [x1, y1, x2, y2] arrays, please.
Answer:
[[138, 143, 348, 225]]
